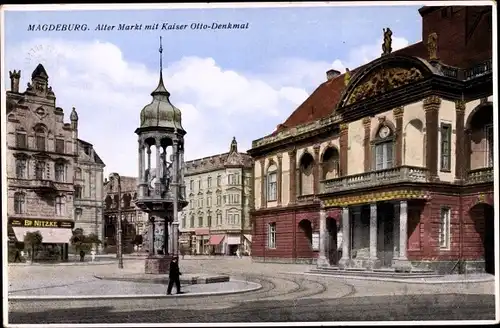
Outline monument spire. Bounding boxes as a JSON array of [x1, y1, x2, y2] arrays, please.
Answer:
[[151, 35, 170, 97]]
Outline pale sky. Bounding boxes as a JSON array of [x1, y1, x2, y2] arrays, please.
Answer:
[[3, 4, 422, 177]]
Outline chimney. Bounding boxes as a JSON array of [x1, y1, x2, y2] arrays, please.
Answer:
[[326, 69, 340, 81], [9, 70, 21, 93]]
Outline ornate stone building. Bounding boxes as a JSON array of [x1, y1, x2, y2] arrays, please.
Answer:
[[249, 5, 494, 274], [103, 176, 148, 253], [179, 138, 253, 255], [6, 64, 106, 260]]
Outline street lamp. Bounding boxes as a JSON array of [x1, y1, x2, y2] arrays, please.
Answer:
[[110, 172, 124, 269]]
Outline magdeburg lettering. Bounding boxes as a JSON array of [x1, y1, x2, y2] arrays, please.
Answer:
[[28, 24, 89, 32]]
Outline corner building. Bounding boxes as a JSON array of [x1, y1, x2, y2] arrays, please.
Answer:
[[249, 5, 494, 274], [6, 64, 105, 260]]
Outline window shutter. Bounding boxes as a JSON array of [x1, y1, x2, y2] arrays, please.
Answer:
[[375, 144, 383, 170], [385, 142, 393, 169], [263, 175, 267, 201]]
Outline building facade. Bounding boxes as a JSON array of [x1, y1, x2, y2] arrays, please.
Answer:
[[179, 138, 253, 255], [103, 176, 148, 253], [249, 5, 494, 274], [6, 64, 106, 260]]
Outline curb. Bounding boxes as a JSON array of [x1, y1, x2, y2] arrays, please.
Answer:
[[94, 275, 230, 285], [283, 272, 495, 284], [7, 280, 262, 301], [9, 261, 119, 266]]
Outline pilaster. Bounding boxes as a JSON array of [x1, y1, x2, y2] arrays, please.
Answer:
[[317, 207, 328, 267], [423, 96, 441, 182], [455, 100, 466, 182], [393, 107, 404, 167], [313, 144, 321, 194], [277, 153, 283, 206], [259, 158, 266, 209], [362, 117, 371, 172], [339, 123, 349, 176], [288, 148, 297, 205], [338, 207, 352, 268], [392, 200, 412, 272]]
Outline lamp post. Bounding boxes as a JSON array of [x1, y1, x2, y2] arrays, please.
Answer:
[[110, 172, 124, 269]]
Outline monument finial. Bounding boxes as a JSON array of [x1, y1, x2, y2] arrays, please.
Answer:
[[151, 36, 170, 97], [159, 36, 163, 72]]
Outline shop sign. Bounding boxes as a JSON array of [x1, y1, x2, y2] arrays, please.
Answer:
[[9, 219, 74, 229]]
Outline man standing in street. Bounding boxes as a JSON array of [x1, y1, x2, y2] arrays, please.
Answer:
[[167, 256, 182, 295]]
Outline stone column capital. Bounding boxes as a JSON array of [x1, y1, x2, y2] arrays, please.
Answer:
[[277, 153, 283, 160], [340, 123, 349, 133], [362, 117, 371, 126], [393, 106, 404, 118], [423, 95, 441, 109], [455, 100, 466, 113]]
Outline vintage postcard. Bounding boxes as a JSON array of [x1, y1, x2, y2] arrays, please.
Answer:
[[1, 1, 498, 326]]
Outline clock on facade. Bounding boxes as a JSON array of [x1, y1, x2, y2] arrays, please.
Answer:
[[378, 125, 390, 139]]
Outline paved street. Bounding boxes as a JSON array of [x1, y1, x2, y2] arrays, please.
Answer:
[[7, 257, 497, 324]]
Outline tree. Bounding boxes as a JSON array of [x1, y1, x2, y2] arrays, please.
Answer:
[[24, 231, 43, 263], [71, 229, 102, 255]]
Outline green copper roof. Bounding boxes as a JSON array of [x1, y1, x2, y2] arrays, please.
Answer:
[[139, 71, 184, 131]]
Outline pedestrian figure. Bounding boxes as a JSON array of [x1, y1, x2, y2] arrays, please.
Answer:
[[167, 256, 182, 295], [90, 249, 96, 262], [14, 249, 21, 262], [236, 248, 241, 259], [20, 250, 25, 261], [80, 250, 85, 262]]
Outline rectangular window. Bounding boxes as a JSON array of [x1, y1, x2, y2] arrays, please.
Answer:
[[217, 175, 221, 187], [55, 196, 65, 216], [198, 180, 202, 190], [207, 196, 212, 207], [14, 194, 25, 214], [55, 139, 65, 153], [217, 195, 221, 206], [486, 124, 493, 167], [207, 177, 212, 188], [268, 222, 276, 249], [234, 214, 240, 225], [36, 135, 46, 151], [267, 172, 277, 201], [190, 216, 195, 228], [190, 201, 194, 209], [16, 133, 27, 148], [190, 180, 194, 192], [375, 142, 393, 170], [182, 217, 186, 229], [439, 207, 451, 249], [74, 186, 82, 199], [35, 161, 44, 179], [198, 216, 203, 227], [16, 159, 27, 178], [217, 213, 222, 225], [55, 163, 65, 182], [440, 123, 452, 171]]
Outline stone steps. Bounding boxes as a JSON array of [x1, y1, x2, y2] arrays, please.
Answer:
[[308, 267, 443, 279]]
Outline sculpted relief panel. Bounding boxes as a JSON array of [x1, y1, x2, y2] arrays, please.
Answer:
[[346, 67, 424, 106]]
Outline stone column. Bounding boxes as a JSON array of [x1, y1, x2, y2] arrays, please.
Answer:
[[369, 203, 380, 269], [147, 147, 152, 172], [317, 207, 328, 267], [259, 158, 266, 209], [392, 200, 412, 271], [155, 140, 161, 193], [455, 100, 466, 182], [393, 107, 404, 167], [288, 149, 297, 205], [393, 202, 400, 256], [138, 141, 144, 182], [167, 222, 173, 255], [277, 154, 283, 206], [153, 216, 166, 255], [339, 207, 351, 268], [148, 215, 155, 255], [424, 96, 441, 182], [313, 144, 321, 194], [339, 123, 349, 176], [172, 139, 179, 256], [362, 117, 371, 172]]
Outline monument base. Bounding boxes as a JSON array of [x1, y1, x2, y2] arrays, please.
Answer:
[[145, 255, 174, 274]]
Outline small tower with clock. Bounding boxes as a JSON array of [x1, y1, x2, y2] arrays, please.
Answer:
[[135, 37, 188, 274]]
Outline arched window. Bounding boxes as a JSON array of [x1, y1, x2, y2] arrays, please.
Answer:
[[181, 215, 186, 229], [75, 168, 82, 180], [14, 192, 25, 214], [16, 131, 27, 148], [55, 196, 65, 216], [198, 215, 203, 227], [266, 162, 277, 202], [15, 158, 28, 178], [373, 124, 395, 170], [321, 147, 340, 179], [35, 126, 46, 151], [216, 175, 221, 187], [207, 214, 212, 227], [299, 152, 315, 196], [74, 185, 82, 199], [55, 162, 65, 182], [190, 215, 195, 228]]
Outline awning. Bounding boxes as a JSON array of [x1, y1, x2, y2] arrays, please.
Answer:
[[244, 234, 252, 242], [13, 227, 73, 244], [226, 236, 241, 245], [208, 235, 225, 245], [195, 228, 210, 236]]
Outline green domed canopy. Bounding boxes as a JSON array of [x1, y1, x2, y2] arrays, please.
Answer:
[[139, 71, 184, 131]]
